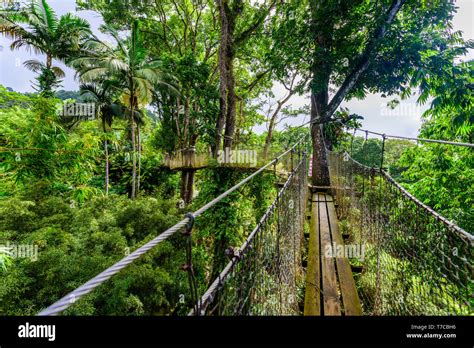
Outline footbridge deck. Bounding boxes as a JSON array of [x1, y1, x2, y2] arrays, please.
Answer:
[[304, 191, 362, 316]]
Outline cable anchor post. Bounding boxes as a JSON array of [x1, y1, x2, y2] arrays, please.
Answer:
[[380, 134, 387, 171], [350, 128, 357, 157], [181, 212, 200, 316], [273, 155, 279, 177], [290, 148, 294, 172], [183, 212, 195, 237]]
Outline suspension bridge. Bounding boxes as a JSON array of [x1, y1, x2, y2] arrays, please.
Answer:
[[38, 128, 473, 316]]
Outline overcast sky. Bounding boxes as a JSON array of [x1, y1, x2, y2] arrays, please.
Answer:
[[0, 0, 472, 137]]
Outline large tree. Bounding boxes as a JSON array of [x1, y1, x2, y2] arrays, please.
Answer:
[[272, 0, 459, 185], [214, 0, 277, 153]]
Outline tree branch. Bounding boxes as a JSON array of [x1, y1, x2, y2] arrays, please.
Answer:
[[234, 0, 277, 46], [244, 68, 271, 92], [324, 0, 406, 119]]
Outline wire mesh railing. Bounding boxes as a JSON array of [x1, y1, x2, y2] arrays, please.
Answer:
[[327, 149, 473, 315], [191, 149, 308, 315]]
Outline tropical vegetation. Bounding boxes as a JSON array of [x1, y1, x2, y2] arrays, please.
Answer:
[[0, 0, 471, 315]]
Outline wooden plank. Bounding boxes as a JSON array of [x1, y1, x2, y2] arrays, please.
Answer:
[[309, 185, 332, 193], [326, 198, 362, 316], [314, 198, 334, 203], [305, 189, 312, 220], [304, 193, 321, 315], [319, 193, 341, 316], [312, 189, 333, 202]]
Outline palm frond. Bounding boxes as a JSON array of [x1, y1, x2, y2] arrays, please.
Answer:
[[39, 0, 58, 34], [104, 57, 129, 73], [23, 59, 44, 72], [56, 13, 91, 50], [10, 38, 45, 55], [132, 77, 154, 106], [51, 66, 65, 78], [79, 83, 101, 100], [0, 16, 31, 41], [100, 23, 128, 56], [79, 67, 112, 82], [81, 36, 113, 53]]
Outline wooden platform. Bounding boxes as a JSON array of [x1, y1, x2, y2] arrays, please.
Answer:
[[304, 192, 362, 316]]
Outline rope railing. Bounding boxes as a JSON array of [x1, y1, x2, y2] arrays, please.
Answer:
[[190, 147, 308, 315], [299, 117, 474, 148], [37, 135, 309, 316], [349, 127, 474, 148], [326, 147, 473, 315]]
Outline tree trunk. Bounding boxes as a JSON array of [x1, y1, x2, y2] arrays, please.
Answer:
[[104, 139, 109, 194], [186, 170, 194, 204], [223, 51, 236, 150], [129, 88, 137, 199], [180, 170, 186, 201], [309, 0, 333, 187], [137, 123, 141, 195], [130, 117, 137, 199], [263, 101, 285, 159], [214, 0, 231, 156], [215, 0, 274, 153], [180, 169, 195, 205], [46, 54, 52, 69], [311, 120, 330, 186], [310, 85, 332, 186], [129, 77, 138, 199], [263, 117, 276, 160], [180, 131, 198, 205], [180, 171, 188, 204], [103, 120, 109, 195]]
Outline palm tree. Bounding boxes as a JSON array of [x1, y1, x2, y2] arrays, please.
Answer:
[[0, 0, 91, 96], [79, 80, 128, 194], [71, 21, 174, 198]]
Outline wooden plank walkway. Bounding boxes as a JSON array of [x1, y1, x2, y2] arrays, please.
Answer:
[[304, 192, 362, 316]]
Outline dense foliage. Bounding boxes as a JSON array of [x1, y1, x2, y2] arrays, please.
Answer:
[[0, 0, 471, 316]]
